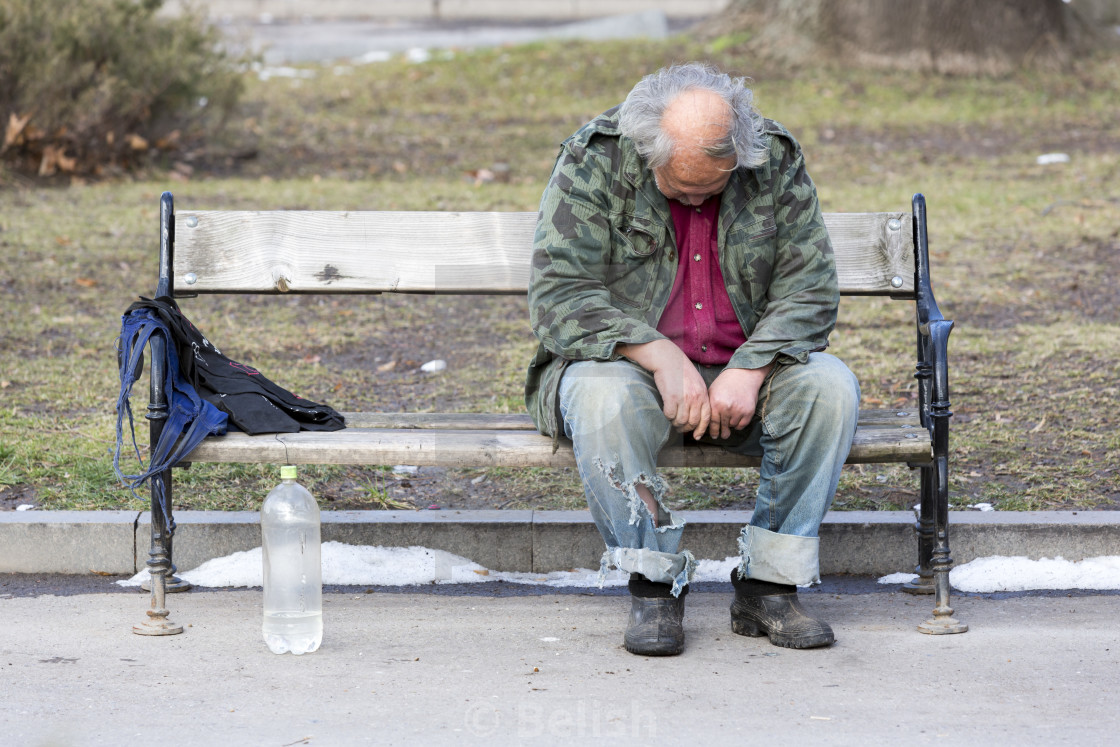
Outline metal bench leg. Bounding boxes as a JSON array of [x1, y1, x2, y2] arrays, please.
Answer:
[[917, 320, 966, 634], [139, 469, 191, 592], [132, 293, 187, 636], [134, 474, 184, 636], [918, 452, 966, 633]]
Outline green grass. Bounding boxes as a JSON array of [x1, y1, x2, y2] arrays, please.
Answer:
[[1, 36, 1118, 513]]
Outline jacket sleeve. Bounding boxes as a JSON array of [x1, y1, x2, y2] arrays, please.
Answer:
[[528, 141, 666, 362], [727, 137, 838, 371]]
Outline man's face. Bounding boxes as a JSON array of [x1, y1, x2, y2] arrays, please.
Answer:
[[652, 153, 736, 207]]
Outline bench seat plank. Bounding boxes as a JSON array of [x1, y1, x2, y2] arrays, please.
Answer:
[[183, 410, 930, 468]]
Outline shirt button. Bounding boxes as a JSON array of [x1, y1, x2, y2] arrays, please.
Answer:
[[694, 302, 703, 310], [701, 345, 708, 352], [693, 253, 702, 262], [695, 207, 702, 213]]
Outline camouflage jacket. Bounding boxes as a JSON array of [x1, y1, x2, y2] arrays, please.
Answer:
[[525, 106, 838, 437]]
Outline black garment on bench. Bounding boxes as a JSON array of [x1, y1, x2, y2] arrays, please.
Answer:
[[125, 296, 346, 435]]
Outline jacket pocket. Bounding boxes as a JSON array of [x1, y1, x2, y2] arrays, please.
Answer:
[[606, 213, 664, 309], [742, 215, 776, 243], [724, 213, 778, 319]]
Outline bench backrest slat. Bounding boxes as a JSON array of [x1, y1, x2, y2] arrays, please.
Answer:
[[172, 210, 915, 297]]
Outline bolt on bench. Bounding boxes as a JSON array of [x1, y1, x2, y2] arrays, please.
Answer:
[[135, 191, 965, 636]]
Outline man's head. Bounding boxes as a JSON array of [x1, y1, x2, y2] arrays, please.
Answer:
[[618, 63, 767, 206]]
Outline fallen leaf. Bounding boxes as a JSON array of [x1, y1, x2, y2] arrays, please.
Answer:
[[377, 360, 397, 372], [75, 277, 97, 288], [39, 145, 64, 176], [57, 151, 76, 173], [155, 130, 181, 149], [126, 133, 149, 151], [2, 112, 32, 152], [473, 569, 490, 576]]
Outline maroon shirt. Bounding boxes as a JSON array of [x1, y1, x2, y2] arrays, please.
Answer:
[[656, 197, 747, 365]]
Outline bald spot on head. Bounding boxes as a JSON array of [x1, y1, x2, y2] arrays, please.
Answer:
[[653, 89, 736, 205], [660, 89, 734, 183]]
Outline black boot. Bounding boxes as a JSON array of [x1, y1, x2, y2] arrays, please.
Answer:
[[624, 574, 687, 656], [729, 569, 834, 649]]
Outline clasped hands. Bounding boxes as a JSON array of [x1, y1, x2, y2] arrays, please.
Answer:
[[618, 339, 773, 441]]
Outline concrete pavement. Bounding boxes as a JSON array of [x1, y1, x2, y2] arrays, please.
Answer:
[[3, 510, 1119, 744], [1, 577, 1117, 745]]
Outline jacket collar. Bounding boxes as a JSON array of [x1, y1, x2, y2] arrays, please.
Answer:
[[625, 152, 757, 237], [622, 144, 674, 229], [718, 167, 756, 240]]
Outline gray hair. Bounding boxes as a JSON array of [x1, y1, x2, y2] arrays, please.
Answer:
[[618, 62, 769, 170]]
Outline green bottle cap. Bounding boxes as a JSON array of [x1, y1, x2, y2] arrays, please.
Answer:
[[280, 465, 298, 480]]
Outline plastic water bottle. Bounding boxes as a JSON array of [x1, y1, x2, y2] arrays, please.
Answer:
[[261, 465, 322, 654]]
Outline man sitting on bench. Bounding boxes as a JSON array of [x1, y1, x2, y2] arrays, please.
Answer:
[[525, 62, 860, 656]]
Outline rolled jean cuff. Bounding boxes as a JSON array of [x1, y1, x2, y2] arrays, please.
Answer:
[[737, 525, 821, 586], [600, 546, 697, 597]]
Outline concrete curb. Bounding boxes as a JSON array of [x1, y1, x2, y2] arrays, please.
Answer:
[[3, 510, 1120, 576]]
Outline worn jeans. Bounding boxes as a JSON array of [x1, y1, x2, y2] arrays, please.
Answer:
[[558, 353, 860, 595]]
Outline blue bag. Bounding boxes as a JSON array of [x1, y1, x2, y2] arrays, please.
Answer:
[[113, 305, 228, 505]]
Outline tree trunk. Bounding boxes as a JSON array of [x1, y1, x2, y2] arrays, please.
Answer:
[[697, 0, 1108, 74]]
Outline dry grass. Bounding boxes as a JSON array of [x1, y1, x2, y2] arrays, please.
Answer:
[[1, 37, 1118, 513]]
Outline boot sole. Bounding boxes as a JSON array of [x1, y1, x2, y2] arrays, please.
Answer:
[[731, 617, 834, 649], [624, 637, 683, 656]]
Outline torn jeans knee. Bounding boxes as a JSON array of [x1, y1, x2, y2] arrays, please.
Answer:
[[594, 458, 680, 531]]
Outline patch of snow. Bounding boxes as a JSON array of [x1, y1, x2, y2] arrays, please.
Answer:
[[692, 556, 739, 583], [119, 545, 736, 590], [256, 65, 317, 81], [1036, 153, 1070, 165], [949, 555, 1120, 592], [353, 50, 392, 65], [118, 543, 1120, 593], [878, 556, 1120, 592]]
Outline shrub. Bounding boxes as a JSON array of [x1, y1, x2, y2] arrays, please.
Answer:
[[0, 0, 247, 178]]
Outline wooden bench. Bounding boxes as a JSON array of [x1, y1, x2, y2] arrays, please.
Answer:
[[134, 191, 966, 637]]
